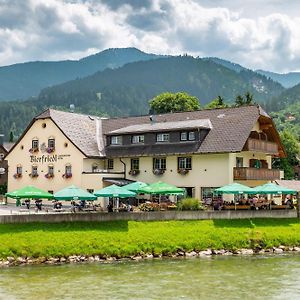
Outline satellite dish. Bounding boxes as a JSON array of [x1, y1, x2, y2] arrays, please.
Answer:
[[0, 167, 5, 175]]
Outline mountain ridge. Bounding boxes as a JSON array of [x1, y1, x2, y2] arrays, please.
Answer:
[[0, 47, 163, 101]]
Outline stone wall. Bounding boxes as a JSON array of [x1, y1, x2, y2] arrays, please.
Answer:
[[0, 210, 297, 224]]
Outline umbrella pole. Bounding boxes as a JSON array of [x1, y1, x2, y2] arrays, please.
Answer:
[[297, 192, 300, 219]]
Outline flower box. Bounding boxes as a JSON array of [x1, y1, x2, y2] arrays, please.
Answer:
[[29, 173, 39, 178], [178, 169, 189, 175], [29, 147, 39, 153], [46, 147, 55, 154], [153, 169, 165, 175], [62, 173, 72, 179], [13, 173, 22, 179], [45, 173, 54, 179], [129, 169, 140, 176]]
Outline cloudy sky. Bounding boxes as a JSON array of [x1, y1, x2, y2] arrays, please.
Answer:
[[1, 0, 300, 72]]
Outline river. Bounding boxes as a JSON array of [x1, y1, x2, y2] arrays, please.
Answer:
[[0, 254, 300, 299]]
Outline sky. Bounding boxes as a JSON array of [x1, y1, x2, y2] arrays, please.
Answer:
[[1, 0, 300, 73]]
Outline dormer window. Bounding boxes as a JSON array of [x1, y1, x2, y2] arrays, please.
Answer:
[[156, 133, 169, 142], [111, 136, 122, 145], [132, 135, 144, 144], [189, 132, 195, 141], [180, 131, 196, 141]]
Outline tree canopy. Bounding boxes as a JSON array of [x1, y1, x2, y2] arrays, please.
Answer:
[[205, 96, 228, 109], [235, 92, 255, 106], [273, 129, 300, 179], [149, 92, 200, 114]]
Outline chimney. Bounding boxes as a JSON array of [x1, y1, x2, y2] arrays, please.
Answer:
[[0, 134, 4, 146]]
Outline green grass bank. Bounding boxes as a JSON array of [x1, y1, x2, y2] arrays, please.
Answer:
[[1, 219, 300, 259]]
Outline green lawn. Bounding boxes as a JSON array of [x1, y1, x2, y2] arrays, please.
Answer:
[[0, 219, 300, 258]]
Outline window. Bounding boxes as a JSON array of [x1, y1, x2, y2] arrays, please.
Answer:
[[188, 132, 196, 141], [111, 136, 122, 145], [87, 189, 94, 194], [32, 166, 38, 176], [153, 157, 166, 170], [48, 138, 55, 149], [131, 158, 139, 170], [16, 166, 22, 175], [65, 165, 72, 175], [178, 157, 192, 170], [107, 159, 114, 170], [48, 165, 54, 175], [180, 132, 187, 141], [181, 131, 196, 141], [32, 139, 39, 149], [156, 133, 169, 142], [132, 135, 144, 144], [236, 157, 243, 168]]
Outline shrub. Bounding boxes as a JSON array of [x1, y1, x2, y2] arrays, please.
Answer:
[[177, 198, 202, 211]]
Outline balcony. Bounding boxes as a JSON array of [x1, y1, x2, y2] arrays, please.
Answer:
[[233, 167, 281, 181], [244, 138, 278, 155]]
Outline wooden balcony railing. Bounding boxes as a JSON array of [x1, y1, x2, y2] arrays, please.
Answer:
[[244, 138, 278, 155], [233, 167, 281, 181]]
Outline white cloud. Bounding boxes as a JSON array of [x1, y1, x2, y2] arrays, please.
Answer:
[[0, 0, 300, 72]]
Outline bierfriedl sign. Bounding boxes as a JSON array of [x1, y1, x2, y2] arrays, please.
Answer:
[[30, 154, 71, 164]]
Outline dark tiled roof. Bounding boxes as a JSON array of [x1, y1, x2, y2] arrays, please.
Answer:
[[35, 109, 104, 157], [3, 143, 15, 152], [102, 105, 262, 155], [107, 119, 212, 135], [32, 105, 273, 157]]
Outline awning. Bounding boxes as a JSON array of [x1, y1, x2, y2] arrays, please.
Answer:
[[102, 177, 135, 186], [275, 180, 300, 192]]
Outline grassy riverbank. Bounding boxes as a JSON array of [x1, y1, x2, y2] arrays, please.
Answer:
[[1, 219, 300, 258]]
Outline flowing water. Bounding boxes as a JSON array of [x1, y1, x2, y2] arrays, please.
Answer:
[[0, 254, 300, 300]]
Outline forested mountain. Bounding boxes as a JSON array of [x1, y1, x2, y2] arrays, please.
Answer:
[[204, 57, 245, 73], [265, 82, 300, 112], [0, 55, 284, 141], [0, 48, 162, 101], [270, 101, 300, 140], [37, 56, 283, 115], [256, 70, 300, 88]]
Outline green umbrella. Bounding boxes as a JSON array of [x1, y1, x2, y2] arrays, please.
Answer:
[[54, 185, 97, 201], [251, 183, 297, 195], [123, 181, 148, 192], [214, 183, 254, 195], [138, 181, 184, 195], [5, 185, 54, 199], [94, 184, 136, 198]]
